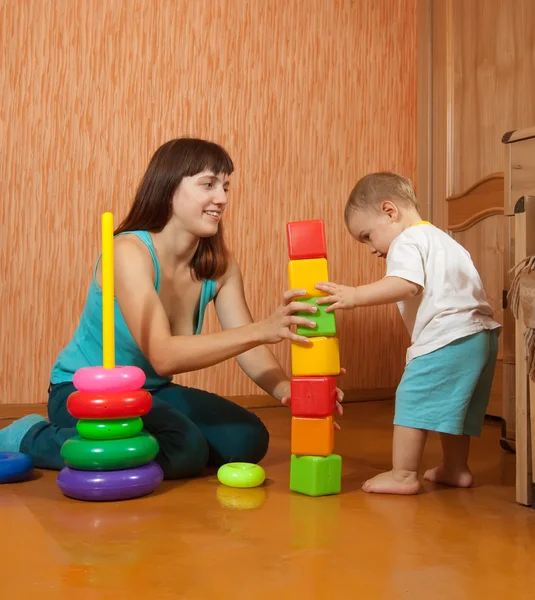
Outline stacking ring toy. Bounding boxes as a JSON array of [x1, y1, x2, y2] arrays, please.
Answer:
[[76, 417, 143, 440], [217, 462, 266, 488], [57, 461, 164, 502], [61, 432, 159, 471], [67, 390, 152, 419], [73, 366, 146, 393], [0, 452, 34, 484]]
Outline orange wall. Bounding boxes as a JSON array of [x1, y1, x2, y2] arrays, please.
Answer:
[[0, 0, 417, 403]]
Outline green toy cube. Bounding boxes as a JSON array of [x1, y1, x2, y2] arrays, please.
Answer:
[[296, 297, 336, 337], [290, 454, 342, 496]]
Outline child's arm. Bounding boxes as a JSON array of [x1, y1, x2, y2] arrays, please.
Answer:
[[315, 277, 421, 312]]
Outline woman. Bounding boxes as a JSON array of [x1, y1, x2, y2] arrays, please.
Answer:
[[0, 138, 343, 479]]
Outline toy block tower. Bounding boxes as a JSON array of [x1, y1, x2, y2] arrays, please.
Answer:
[[286, 219, 342, 497]]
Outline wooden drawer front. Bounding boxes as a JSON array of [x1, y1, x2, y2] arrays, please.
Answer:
[[511, 137, 535, 195], [505, 138, 535, 215]]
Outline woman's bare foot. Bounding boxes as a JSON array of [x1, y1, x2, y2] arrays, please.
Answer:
[[362, 470, 421, 495], [423, 465, 473, 488]]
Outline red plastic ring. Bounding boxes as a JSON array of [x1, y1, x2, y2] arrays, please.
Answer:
[[67, 390, 152, 420]]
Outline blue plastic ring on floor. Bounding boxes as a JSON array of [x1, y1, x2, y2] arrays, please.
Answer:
[[0, 452, 34, 483]]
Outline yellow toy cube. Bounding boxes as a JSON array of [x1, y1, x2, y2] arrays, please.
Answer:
[[288, 258, 328, 298], [291, 336, 340, 376]]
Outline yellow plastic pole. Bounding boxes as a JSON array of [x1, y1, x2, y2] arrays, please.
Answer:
[[101, 212, 115, 369]]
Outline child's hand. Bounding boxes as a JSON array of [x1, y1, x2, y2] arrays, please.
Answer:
[[315, 282, 359, 311]]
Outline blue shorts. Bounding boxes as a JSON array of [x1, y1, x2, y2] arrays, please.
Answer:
[[394, 329, 499, 437]]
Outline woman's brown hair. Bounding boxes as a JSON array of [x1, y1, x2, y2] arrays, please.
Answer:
[[115, 138, 234, 280]]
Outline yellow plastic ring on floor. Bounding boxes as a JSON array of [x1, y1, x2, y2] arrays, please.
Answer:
[[216, 485, 267, 509], [216, 462, 266, 488]]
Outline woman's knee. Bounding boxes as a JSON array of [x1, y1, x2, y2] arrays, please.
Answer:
[[248, 417, 270, 462], [158, 430, 210, 480], [47, 383, 78, 427], [142, 398, 210, 480], [222, 415, 270, 464]]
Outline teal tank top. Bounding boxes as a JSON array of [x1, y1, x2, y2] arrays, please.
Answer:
[[51, 231, 217, 391]]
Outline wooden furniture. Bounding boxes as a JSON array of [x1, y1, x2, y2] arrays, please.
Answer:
[[446, 174, 505, 419], [503, 126, 535, 507]]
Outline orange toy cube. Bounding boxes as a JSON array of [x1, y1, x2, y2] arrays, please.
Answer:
[[291, 415, 334, 457]]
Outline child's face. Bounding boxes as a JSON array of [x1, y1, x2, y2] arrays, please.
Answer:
[[346, 203, 402, 258]]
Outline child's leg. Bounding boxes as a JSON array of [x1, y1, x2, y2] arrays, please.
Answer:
[[362, 425, 427, 495], [361, 349, 434, 495], [425, 329, 498, 488], [363, 330, 496, 496], [424, 433, 473, 487]]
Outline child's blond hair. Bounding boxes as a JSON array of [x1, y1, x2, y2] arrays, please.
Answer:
[[344, 172, 419, 224]]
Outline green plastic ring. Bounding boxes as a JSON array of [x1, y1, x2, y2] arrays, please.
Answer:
[[61, 432, 159, 471], [76, 417, 143, 440], [217, 462, 266, 488]]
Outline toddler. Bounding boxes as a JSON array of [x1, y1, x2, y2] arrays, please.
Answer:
[[315, 172, 501, 495]]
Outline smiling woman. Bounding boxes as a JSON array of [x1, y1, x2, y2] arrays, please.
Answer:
[[114, 139, 233, 281], [0, 137, 344, 480]]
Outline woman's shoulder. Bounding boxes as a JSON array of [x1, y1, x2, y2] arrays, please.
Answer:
[[114, 231, 150, 252], [114, 229, 148, 245], [94, 232, 155, 288], [113, 233, 155, 273]]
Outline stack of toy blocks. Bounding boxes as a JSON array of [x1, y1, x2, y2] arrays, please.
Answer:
[[286, 219, 342, 497]]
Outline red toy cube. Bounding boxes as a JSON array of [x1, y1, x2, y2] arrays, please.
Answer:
[[286, 219, 327, 260], [290, 376, 336, 418]]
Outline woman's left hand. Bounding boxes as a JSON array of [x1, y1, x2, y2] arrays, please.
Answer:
[[280, 368, 346, 430]]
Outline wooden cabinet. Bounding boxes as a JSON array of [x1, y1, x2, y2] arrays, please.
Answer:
[[417, 0, 535, 436], [417, 0, 535, 499], [502, 126, 535, 506], [504, 130, 535, 217]]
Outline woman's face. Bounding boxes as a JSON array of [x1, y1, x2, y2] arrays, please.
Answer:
[[172, 170, 230, 237]]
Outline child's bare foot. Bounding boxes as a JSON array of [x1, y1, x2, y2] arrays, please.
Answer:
[[362, 470, 421, 495], [423, 465, 473, 488]]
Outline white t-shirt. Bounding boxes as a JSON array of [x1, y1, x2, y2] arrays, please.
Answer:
[[385, 223, 501, 363]]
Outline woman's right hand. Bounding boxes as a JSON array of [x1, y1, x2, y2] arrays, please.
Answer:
[[256, 289, 318, 345]]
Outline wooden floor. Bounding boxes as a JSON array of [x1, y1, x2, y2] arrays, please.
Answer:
[[1, 401, 534, 599]]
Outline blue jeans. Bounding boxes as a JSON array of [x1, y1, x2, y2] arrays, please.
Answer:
[[21, 382, 270, 479]]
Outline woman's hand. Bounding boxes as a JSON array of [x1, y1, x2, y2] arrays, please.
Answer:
[[279, 368, 346, 430], [256, 289, 317, 345]]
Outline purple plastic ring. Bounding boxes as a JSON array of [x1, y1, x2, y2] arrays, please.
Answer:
[[57, 461, 164, 502]]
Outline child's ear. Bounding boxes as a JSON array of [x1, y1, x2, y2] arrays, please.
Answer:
[[381, 200, 399, 220]]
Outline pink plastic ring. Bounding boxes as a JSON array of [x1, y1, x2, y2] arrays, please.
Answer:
[[73, 366, 146, 393]]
